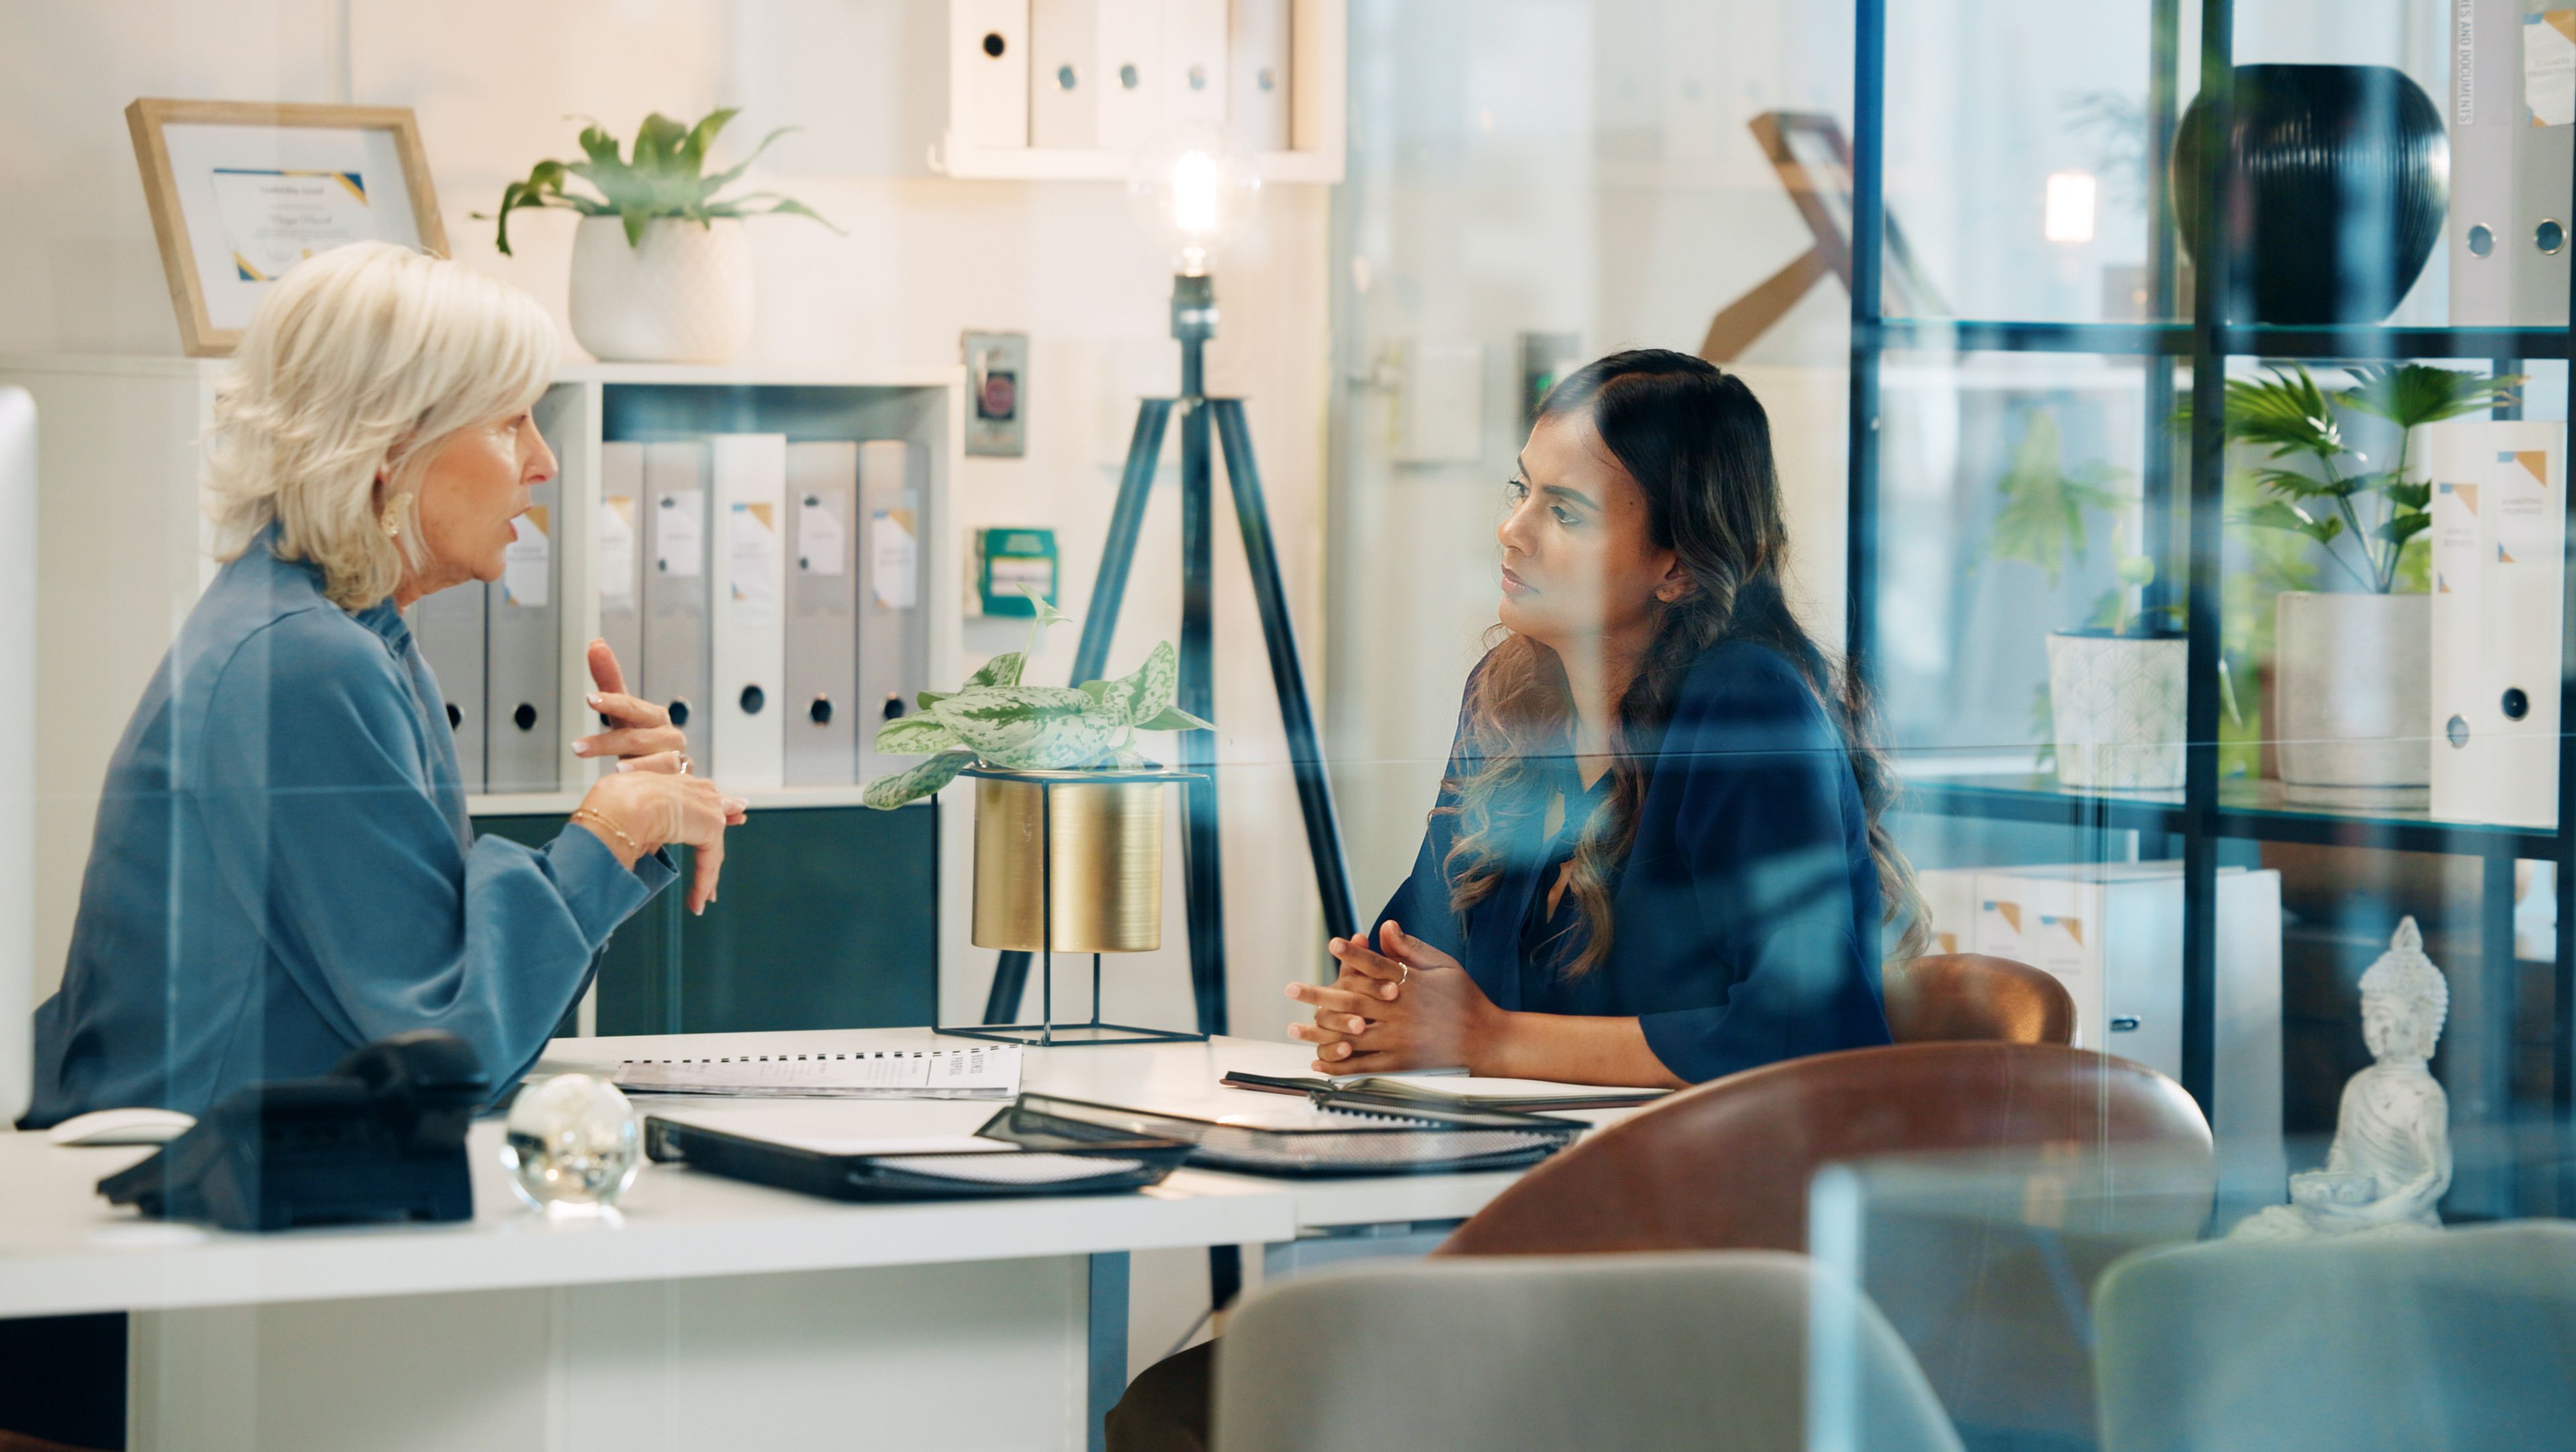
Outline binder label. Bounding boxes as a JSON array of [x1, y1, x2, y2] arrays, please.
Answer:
[[798, 495, 847, 576], [730, 501, 781, 608], [2529, 10, 2576, 126], [872, 508, 919, 608], [656, 489, 704, 577], [598, 495, 636, 601], [503, 506, 549, 608]]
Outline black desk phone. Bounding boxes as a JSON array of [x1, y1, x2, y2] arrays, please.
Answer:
[[98, 1031, 490, 1232]]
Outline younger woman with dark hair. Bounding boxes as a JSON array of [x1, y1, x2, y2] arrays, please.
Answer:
[[1106, 349, 1924, 1451], [1286, 346, 1923, 1087]]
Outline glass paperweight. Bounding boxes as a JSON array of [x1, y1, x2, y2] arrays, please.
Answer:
[[501, 1073, 642, 1213]]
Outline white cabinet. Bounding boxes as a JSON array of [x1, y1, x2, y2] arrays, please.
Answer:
[[938, 0, 1345, 183]]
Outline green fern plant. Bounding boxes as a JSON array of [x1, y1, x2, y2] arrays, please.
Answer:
[[476, 108, 837, 255], [2204, 363, 2518, 594], [860, 591, 1214, 810]]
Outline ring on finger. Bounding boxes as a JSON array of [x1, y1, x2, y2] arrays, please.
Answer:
[[1397, 963, 1411, 986], [679, 755, 694, 775]]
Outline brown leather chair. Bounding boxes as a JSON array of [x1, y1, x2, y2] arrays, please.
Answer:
[[1438, 1041, 2202, 1257], [1880, 953, 2076, 1047], [1436, 1043, 2214, 1451]]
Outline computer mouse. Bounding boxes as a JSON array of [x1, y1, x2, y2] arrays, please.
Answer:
[[46, 1106, 198, 1147]]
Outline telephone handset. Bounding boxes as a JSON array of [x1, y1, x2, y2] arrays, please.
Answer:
[[99, 1031, 491, 1232]]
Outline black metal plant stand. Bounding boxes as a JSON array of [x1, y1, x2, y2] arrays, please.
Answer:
[[981, 272, 1362, 1037]]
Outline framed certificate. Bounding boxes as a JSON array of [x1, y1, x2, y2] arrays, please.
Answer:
[[125, 98, 448, 357]]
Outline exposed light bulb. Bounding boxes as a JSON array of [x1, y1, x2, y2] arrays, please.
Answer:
[[2044, 169, 2097, 245], [1171, 150, 1222, 237], [1130, 124, 1259, 276]]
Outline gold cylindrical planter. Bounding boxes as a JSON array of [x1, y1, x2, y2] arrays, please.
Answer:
[[971, 774, 1167, 953]]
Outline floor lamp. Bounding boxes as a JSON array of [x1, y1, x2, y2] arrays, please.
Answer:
[[981, 130, 1360, 1037]]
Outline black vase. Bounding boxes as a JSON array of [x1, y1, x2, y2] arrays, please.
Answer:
[[2173, 64, 2448, 325]]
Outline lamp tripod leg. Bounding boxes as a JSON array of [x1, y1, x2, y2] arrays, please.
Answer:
[[1178, 395, 1229, 1036], [1210, 397, 1359, 939]]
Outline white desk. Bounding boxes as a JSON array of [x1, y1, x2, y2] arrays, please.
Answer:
[[0, 1028, 1604, 1452]]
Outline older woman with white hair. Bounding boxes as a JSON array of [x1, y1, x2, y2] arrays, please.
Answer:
[[22, 242, 743, 1126]]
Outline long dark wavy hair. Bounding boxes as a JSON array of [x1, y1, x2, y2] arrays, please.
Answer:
[[1437, 349, 1927, 976]]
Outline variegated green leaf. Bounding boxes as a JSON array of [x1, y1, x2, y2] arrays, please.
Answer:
[[979, 713, 1123, 770], [931, 686, 1102, 761], [1091, 641, 1178, 727], [860, 750, 973, 809], [916, 689, 954, 710], [964, 651, 1025, 690], [1017, 583, 1075, 629], [873, 714, 962, 754], [1135, 704, 1213, 733], [1077, 678, 1112, 706]]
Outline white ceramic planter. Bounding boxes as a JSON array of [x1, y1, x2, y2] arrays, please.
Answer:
[[567, 215, 754, 364], [2273, 590, 2429, 807], [2046, 631, 2188, 791]]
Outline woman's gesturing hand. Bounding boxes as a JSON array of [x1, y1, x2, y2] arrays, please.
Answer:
[[571, 639, 691, 771], [1285, 920, 1509, 1075], [573, 768, 747, 916]]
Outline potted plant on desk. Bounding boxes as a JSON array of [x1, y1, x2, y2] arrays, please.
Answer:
[[2211, 364, 2516, 807], [479, 108, 837, 363], [862, 594, 1212, 955]]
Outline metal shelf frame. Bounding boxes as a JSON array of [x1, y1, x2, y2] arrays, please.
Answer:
[[1845, 0, 2576, 1146]]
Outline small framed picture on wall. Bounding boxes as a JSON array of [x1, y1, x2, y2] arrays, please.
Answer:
[[125, 98, 448, 356]]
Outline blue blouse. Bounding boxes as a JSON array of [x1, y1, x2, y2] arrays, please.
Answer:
[[22, 528, 675, 1127], [1372, 640, 1892, 1084]]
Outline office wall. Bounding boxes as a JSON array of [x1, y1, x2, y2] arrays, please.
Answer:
[[1323, 0, 1856, 912], [0, 0, 1334, 1044]]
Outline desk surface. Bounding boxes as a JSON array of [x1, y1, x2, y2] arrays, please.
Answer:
[[0, 1028, 1608, 1318]]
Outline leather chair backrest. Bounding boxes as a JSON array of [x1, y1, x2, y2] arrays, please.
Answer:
[[1882, 953, 2076, 1046], [1438, 1042, 2207, 1258]]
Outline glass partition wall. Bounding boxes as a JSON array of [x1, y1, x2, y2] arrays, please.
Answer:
[[1856, 0, 2576, 1218]]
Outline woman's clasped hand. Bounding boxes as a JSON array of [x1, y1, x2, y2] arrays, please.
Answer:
[[1286, 921, 1509, 1075]]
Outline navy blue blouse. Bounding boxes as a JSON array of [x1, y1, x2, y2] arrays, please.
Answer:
[[1372, 640, 1892, 1084], [24, 528, 676, 1127]]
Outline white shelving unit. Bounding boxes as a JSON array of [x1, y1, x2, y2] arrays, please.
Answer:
[[934, 0, 1345, 184], [0, 354, 968, 1018], [464, 361, 965, 819]]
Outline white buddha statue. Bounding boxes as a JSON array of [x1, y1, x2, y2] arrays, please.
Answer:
[[2232, 916, 2451, 1241]]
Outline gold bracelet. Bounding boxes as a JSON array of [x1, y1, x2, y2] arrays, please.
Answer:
[[571, 808, 644, 859]]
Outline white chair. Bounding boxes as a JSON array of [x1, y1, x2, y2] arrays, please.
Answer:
[[1212, 1251, 1964, 1452], [2095, 1220, 2576, 1452]]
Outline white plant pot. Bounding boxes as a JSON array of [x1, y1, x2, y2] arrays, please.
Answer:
[[567, 215, 754, 364], [2046, 631, 2187, 791], [2273, 590, 2429, 808]]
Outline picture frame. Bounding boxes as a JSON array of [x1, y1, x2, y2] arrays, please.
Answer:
[[125, 98, 448, 357]]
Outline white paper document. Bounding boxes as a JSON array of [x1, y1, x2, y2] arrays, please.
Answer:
[[597, 496, 637, 601], [501, 507, 550, 608], [655, 489, 706, 577], [614, 1045, 1022, 1100]]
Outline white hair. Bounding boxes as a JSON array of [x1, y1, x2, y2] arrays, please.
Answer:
[[205, 241, 558, 611]]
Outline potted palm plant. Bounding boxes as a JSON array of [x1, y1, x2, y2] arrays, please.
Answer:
[[863, 595, 1212, 954], [480, 109, 835, 364], [2215, 364, 2516, 806]]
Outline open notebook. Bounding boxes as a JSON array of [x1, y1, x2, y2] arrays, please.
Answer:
[[1220, 1070, 1665, 1113], [615, 1045, 1022, 1100]]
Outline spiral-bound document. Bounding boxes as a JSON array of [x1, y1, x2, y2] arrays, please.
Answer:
[[613, 1045, 1022, 1100]]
